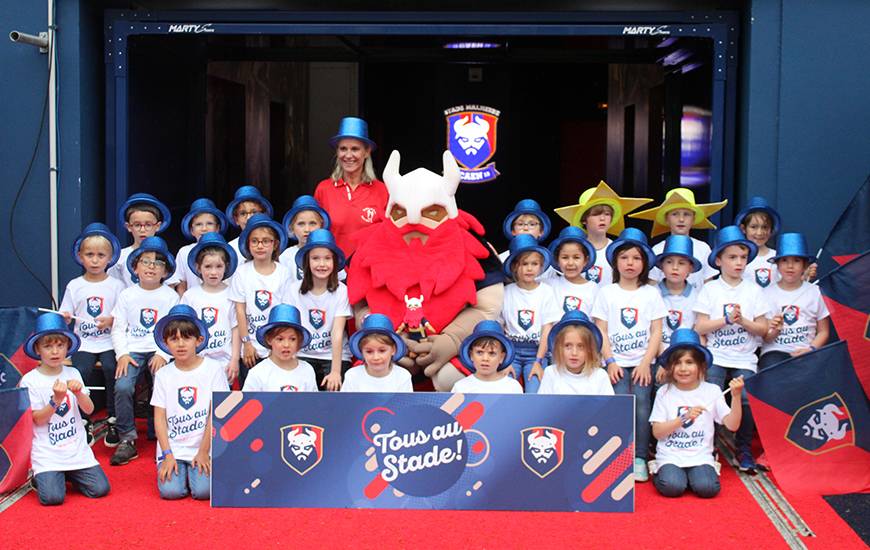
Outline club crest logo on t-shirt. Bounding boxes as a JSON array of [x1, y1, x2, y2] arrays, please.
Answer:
[[755, 268, 772, 287], [667, 310, 683, 331], [620, 307, 638, 329], [677, 405, 695, 428], [280, 385, 300, 392], [296, 266, 304, 281], [86, 296, 104, 318], [54, 395, 71, 417], [309, 309, 327, 330], [140, 308, 158, 328], [782, 305, 800, 326], [201, 307, 218, 328], [723, 303, 738, 322], [361, 207, 377, 224], [255, 290, 273, 311], [517, 309, 535, 331], [562, 296, 581, 313], [178, 386, 198, 410], [585, 266, 602, 283]]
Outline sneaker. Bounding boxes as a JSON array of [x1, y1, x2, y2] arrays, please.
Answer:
[[104, 417, 120, 448], [110, 440, 138, 466], [633, 458, 649, 482], [737, 449, 757, 474], [84, 420, 95, 447]]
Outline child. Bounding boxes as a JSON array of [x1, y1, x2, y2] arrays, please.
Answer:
[[180, 232, 241, 383], [242, 304, 317, 392], [539, 311, 613, 395], [500, 234, 562, 394], [693, 225, 770, 472], [279, 195, 331, 281], [547, 226, 599, 316], [452, 320, 522, 394], [169, 198, 229, 295], [591, 228, 667, 481], [19, 313, 111, 505], [735, 196, 782, 289], [649, 328, 744, 498], [225, 185, 274, 263], [498, 199, 556, 280], [109, 193, 171, 288], [151, 305, 230, 500], [109, 236, 180, 466], [761, 233, 830, 370], [342, 313, 413, 392], [655, 235, 702, 381], [59, 223, 126, 447]]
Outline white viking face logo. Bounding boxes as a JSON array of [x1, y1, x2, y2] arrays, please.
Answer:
[[452, 114, 490, 156], [202, 308, 216, 325], [404, 295, 424, 310], [803, 404, 849, 442], [527, 430, 558, 463], [142, 309, 156, 324], [519, 310, 534, 327], [180, 387, 195, 406], [287, 427, 318, 460], [383, 150, 460, 226]]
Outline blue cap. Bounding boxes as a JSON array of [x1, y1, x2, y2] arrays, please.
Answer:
[[503, 234, 553, 278], [181, 198, 229, 240], [118, 193, 171, 234], [349, 313, 406, 362], [329, 116, 377, 150], [734, 196, 781, 236], [282, 195, 331, 239], [238, 214, 288, 261], [502, 199, 552, 241], [225, 186, 274, 227], [769, 232, 814, 263], [255, 304, 312, 350], [656, 234, 702, 273], [605, 227, 656, 268], [547, 311, 603, 355], [72, 222, 121, 269], [127, 236, 177, 283], [458, 320, 515, 372], [24, 312, 81, 360], [547, 226, 596, 273], [187, 232, 239, 280], [709, 225, 758, 269], [295, 228, 346, 272], [154, 304, 209, 355], [659, 328, 714, 371]]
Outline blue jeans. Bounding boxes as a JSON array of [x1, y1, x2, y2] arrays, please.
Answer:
[[706, 365, 755, 450], [72, 350, 117, 417], [33, 465, 110, 506], [613, 366, 652, 459], [508, 342, 545, 394], [758, 351, 790, 372], [654, 464, 720, 498], [114, 351, 155, 441], [157, 460, 210, 500]]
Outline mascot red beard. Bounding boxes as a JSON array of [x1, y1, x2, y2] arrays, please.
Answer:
[[347, 150, 504, 391]]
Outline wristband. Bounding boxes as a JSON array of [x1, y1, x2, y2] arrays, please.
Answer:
[[48, 398, 58, 410], [809, 345, 817, 351], [604, 357, 616, 366], [241, 335, 252, 343], [535, 357, 545, 363], [160, 449, 173, 460]]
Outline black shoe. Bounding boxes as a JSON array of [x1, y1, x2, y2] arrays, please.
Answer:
[[84, 420, 95, 447], [110, 440, 138, 466], [104, 417, 120, 448]]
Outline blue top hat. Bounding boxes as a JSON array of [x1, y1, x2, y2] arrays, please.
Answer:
[[181, 198, 230, 240], [239, 214, 288, 261], [708, 225, 758, 269], [734, 196, 781, 236], [502, 199, 552, 241], [329, 116, 377, 150], [72, 222, 122, 269], [605, 227, 656, 268], [547, 226, 596, 273], [769, 232, 814, 263], [127, 236, 176, 282], [547, 311, 603, 355], [118, 193, 171, 234], [225, 186, 274, 226], [295, 228, 346, 272], [656, 234, 702, 273], [154, 304, 210, 355], [282, 195, 332, 238], [187, 232, 239, 280], [659, 328, 714, 371], [24, 312, 81, 360], [503, 234, 553, 278], [349, 313, 406, 362], [458, 320, 516, 372], [255, 304, 312, 350]]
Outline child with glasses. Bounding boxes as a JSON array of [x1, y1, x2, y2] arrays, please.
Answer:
[[109, 193, 171, 288]]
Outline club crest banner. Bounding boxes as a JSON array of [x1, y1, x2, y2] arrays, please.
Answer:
[[444, 105, 501, 183]]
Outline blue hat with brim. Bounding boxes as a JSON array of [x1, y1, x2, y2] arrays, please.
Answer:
[[239, 214, 288, 261], [73, 222, 121, 269], [181, 198, 229, 240], [503, 234, 553, 278], [548, 226, 596, 273], [734, 196, 781, 236], [187, 232, 238, 280], [769, 232, 814, 263], [255, 304, 312, 350], [349, 313, 406, 362], [127, 236, 176, 283], [605, 227, 656, 268], [502, 199, 552, 241], [154, 304, 210, 355], [282, 195, 331, 239], [225, 186, 274, 226], [709, 225, 758, 269], [547, 311, 603, 355], [295, 228, 346, 272], [659, 328, 714, 371], [459, 320, 515, 372], [656, 234, 702, 273], [329, 116, 377, 150], [24, 312, 81, 360], [118, 193, 171, 234]]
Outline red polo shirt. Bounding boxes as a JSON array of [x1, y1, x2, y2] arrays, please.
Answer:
[[314, 177, 389, 257]]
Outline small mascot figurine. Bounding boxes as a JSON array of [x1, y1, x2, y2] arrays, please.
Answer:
[[397, 294, 436, 342]]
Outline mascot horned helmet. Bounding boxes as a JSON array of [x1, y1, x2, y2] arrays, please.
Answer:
[[383, 150, 460, 227]]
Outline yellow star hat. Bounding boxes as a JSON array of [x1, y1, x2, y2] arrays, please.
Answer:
[[554, 180, 653, 236], [628, 188, 728, 237]]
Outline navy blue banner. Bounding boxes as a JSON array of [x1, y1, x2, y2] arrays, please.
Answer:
[[212, 392, 635, 512]]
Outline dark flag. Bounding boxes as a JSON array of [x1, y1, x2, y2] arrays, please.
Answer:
[[817, 176, 870, 277], [745, 341, 870, 496], [0, 307, 39, 390], [0, 388, 32, 493]]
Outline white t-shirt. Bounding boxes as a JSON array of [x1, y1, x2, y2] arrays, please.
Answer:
[[650, 236, 717, 291], [242, 358, 318, 392], [227, 237, 246, 266], [497, 250, 558, 282], [591, 283, 667, 366], [549, 275, 599, 316], [743, 248, 779, 289], [649, 381, 730, 468], [287, 280, 352, 362], [59, 275, 126, 353], [451, 374, 523, 394], [341, 365, 413, 393], [110, 284, 179, 358], [585, 239, 613, 285], [180, 285, 238, 367], [150, 357, 229, 462], [762, 282, 830, 354], [166, 242, 201, 290], [659, 282, 699, 348], [538, 365, 614, 396], [279, 244, 305, 281], [500, 282, 562, 344], [108, 245, 136, 288], [228, 261, 292, 358], [693, 278, 770, 370], [20, 367, 98, 475]]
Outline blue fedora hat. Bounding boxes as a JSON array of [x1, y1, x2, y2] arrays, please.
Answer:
[[769, 232, 814, 263], [458, 320, 516, 372], [72, 222, 122, 269], [659, 328, 714, 371], [547, 311, 603, 355], [708, 225, 758, 269], [282, 195, 331, 237], [503, 233, 553, 278], [349, 313, 406, 362], [548, 226, 596, 273], [295, 228, 346, 272], [656, 234, 702, 273], [181, 198, 230, 240], [24, 312, 81, 360], [225, 185, 274, 226], [127, 236, 176, 282], [502, 199, 552, 241], [734, 196, 782, 236], [605, 227, 656, 268], [118, 193, 171, 233], [328, 116, 377, 150], [255, 304, 312, 349], [239, 214, 288, 261], [154, 304, 210, 355], [187, 232, 239, 280]]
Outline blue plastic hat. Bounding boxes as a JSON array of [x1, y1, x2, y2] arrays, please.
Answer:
[[734, 196, 782, 236], [605, 227, 657, 268], [328, 116, 377, 150], [118, 192, 171, 234], [502, 199, 552, 241], [349, 313, 406, 362], [187, 232, 239, 280], [295, 228, 346, 271], [547, 226, 596, 273], [225, 186, 274, 226], [181, 198, 229, 240], [769, 232, 814, 263], [659, 328, 714, 371], [72, 222, 121, 269], [255, 304, 312, 350], [503, 233, 553, 278], [154, 304, 209, 355], [24, 312, 81, 360], [458, 320, 516, 372], [547, 311, 603, 355], [127, 236, 177, 282], [708, 225, 758, 269], [282, 195, 331, 239], [656, 234, 702, 273], [238, 214, 288, 261]]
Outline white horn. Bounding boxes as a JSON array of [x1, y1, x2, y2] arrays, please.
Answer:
[[442, 150, 461, 195], [383, 150, 402, 195]]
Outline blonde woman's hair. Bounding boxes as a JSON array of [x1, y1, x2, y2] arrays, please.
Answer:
[[552, 325, 601, 375]]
